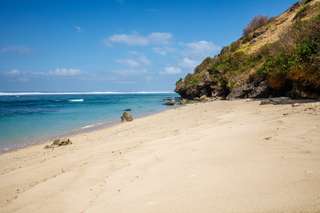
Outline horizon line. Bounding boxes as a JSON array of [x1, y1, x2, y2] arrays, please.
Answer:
[[0, 91, 176, 96]]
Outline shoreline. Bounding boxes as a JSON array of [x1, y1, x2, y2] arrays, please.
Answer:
[[0, 97, 317, 155], [0, 105, 178, 155], [1, 100, 320, 212]]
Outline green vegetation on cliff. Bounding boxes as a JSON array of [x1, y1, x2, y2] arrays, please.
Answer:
[[176, 0, 320, 99]]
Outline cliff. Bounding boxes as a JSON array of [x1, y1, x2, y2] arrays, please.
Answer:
[[175, 0, 320, 99]]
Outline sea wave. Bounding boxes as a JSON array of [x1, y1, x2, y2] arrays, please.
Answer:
[[81, 122, 104, 129], [81, 124, 95, 129], [69, 99, 84, 103]]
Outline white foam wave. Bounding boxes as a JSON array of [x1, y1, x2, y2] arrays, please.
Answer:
[[81, 124, 95, 129], [81, 122, 103, 129], [69, 99, 84, 103]]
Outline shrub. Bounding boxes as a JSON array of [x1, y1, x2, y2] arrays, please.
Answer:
[[295, 39, 318, 62], [257, 10, 320, 89], [243, 16, 270, 36], [176, 78, 183, 84]]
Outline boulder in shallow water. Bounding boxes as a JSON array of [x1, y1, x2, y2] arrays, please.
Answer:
[[121, 112, 133, 122], [163, 99, 176, 106]]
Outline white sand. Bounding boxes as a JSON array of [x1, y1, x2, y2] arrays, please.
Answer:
[[0, 100, 320, 213]]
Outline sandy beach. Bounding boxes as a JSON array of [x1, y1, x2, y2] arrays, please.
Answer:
[[0, 100, 320, 213]]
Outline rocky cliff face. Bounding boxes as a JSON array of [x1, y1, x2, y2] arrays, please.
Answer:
[[176, 0, 320, 100]]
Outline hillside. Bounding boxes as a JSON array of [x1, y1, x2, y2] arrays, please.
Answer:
[[175, 0, 320, 99]]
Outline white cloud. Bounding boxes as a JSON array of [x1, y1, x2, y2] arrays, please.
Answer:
[[106, 32, 172, 46], [160, 57, 198, 76], [116, 59, 141, 68], [49, 68, 81, 76], [184, 40, 220, 56], [3, 69, 30, 82], [116, 54, 151, 68], [136, 55, 151, 66], [0, 46, 31, 54], [112, 69, 148, 77], [74, 26, 82, 33], [153, 47, 175, 56], [179, 57, 198, 69], [161, 66, 182, 75], [159, 40, 219, 75], [107, 34, 148, 46], [148, 32, 172, 45], [6, 69, 21, 76]]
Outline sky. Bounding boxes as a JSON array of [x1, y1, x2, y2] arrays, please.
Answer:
[[0, 0, 297, 92]]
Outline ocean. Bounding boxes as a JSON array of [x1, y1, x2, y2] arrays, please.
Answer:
[[0, 92, 178, 152]]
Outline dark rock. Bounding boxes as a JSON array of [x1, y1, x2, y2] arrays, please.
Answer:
[[163, 99, 176, 106], [180, 99, 188, 105], [289, 83, 320, 99], [58, 139, 72, 146], [260, 97, 292, 105], [121, 112, 133, 122], [44, 138, 72, 149], [227, 78, 270, 99], [123, 108, 131, 112], [260, 97, 318, 105], [199, 95, 209, 102]]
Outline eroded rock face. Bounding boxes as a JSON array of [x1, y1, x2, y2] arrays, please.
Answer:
[[227, 77, 271, 99], [175, 70, 229, 100], [121, 112, 133, 122], [177, 74, 320, 100]]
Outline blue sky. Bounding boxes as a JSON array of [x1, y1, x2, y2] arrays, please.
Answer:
[[0, 0, 297, 92]]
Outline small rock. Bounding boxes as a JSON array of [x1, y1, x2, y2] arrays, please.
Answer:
[[123, 108, 131, 112], [44, 145, 52, 149], [44, 138, 72, 149], [199, 95, 209, 102], [292, 103, 301, 107], [52, 139, 61, 146], [180, 99, 188, 105], [163, 99, 176, 106], [58, 139, 72, 146], [260, 97, 291, 105], [121, 112, 133, 122]]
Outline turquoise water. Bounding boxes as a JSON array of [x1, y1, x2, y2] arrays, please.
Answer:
[[0, 93, 178, 151]]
